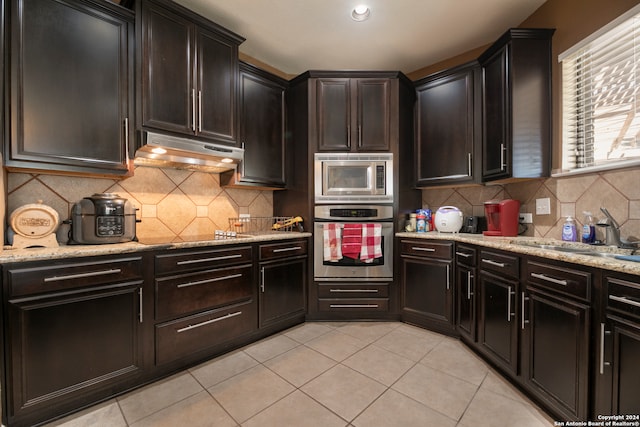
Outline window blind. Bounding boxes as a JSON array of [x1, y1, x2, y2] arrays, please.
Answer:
[[561, 10, 640, 172]]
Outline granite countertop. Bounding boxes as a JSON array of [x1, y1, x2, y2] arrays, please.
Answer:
[[396, 231, 640, 276], [4, 230, 639, 276], [0, 232, 312, 263]]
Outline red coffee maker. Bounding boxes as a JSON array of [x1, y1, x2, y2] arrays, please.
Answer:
[[483, 199, 520, 237]]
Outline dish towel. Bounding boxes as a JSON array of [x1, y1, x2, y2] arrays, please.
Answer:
[[323, 223, 343, 261], [361, 223, 382, 262], [342, 224, 363, 259]]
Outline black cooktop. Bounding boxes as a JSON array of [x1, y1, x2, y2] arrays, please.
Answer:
[[137, 231, 246, 245]]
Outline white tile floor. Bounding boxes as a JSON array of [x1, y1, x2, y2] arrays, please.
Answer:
[[45, 322, 555, 427]]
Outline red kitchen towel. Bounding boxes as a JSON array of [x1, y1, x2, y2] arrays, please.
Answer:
[[342, 223, 362, 259], [361, 223, 382, 262], [323, 223, 343, 261]]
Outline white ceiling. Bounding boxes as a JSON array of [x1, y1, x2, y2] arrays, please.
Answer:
[[175, 0, 547, 76]]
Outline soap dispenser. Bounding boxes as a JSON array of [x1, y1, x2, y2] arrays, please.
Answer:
[[562, 216, 577, 242]]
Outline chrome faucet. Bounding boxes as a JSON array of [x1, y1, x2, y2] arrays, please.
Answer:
[[597, 207, 640, 249]]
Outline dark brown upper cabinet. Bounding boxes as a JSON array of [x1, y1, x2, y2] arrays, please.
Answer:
[[5, 0, 134, 177], [313, 77, 392, 152], [479, 28, 554, 182], [414, 61, 481, 187], [221, 62, 287, 189], [139, 0, 244, 146]]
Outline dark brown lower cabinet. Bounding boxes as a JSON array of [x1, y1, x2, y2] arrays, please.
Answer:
[[152, 246, 257, 366], [595, 273, 640, 417], [316, 282, 390, 316], [400, 240, 454, 334], [522, 290, 590, 419], [155, 300, 257, 365], [476, 249, 520, 375], [258, 240, 307, 330], [600, 317, 640, 414], [522, 259, 592, 421], [1, 239, 311, 426], [477, 270, 519, 374], [455, 244, 477, 342], [2, 256, 146, 427]]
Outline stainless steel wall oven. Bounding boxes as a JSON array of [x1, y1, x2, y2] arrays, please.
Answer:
[[313, 205, 393, 281]]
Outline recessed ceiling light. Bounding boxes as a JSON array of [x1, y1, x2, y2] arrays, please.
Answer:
[[351, 5, 370, 22]]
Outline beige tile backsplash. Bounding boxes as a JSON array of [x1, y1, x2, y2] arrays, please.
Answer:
[[6, 164, 640, 245], [5, 166, 274, 244], [421, 168, 640, 242]]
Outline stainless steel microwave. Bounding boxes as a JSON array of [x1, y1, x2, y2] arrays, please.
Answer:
[[314, 153, 393, 203]]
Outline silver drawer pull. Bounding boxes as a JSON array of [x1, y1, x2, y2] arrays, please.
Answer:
[[329, 304, 379, 308], [44, 268, 122, 282], [507, 286, 514, 322], [600, 323, 611, 374], [177, 311, 242, 333], [482, 259, 506, 268], [521, 292, 529, 330], [412, 247, 435, 252], [455, 252, 472, 258], [272, 246, 302, 253], [609, 295, 640, 308], [139, 288, 143, 323], [530, 273, 568, 286], [329, 289, 378, 293], [177, 273, 242, 289], [177, 254, 243, 265]]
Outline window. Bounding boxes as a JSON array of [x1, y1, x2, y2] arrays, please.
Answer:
[[560, 5, 640, 174]]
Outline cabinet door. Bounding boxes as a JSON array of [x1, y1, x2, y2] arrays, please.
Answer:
[[259, 257, 306, 328], [355, 79, 391, 151], [7, 0, 132, 175], [415, 65, 478, 186], [401, 256, 454, 332], [141, 1, 194, 135], [478, 271, 518, 373], [236, 65, 286, 186], [456, 264, 476, 341], [610, 318, 640, 415], [315, 78, 351, 151], [6, 284, 143, 424], [598, 316, 640, 416], [482, 46, 510, 180], [521, 289, 590, 420], [196, 26, 237, 144]]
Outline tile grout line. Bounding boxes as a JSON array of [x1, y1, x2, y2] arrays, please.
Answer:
[[452, 369, 490, 427]]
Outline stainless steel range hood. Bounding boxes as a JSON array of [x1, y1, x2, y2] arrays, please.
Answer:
[[134, 132, 244, 173]]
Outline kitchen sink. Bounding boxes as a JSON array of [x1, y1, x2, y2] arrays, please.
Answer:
[[515, 243, 595, 253], [577, 252, 621, 258], [514, 241, 629, 259]]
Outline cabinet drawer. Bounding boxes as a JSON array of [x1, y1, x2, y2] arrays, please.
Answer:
[[155, 300, 257, 365], [479, 250, 519, 279], [606, 275, 640, 319], [260, 240, 308, 261], [526, 260, 591, 301], [6, 256, 143, 297], [401, 240, 452, 259], [318, 298, 389, 312], [155, 264, 253, 321], [317, 283, 389, 299], [455, 244, 476, 267], [155, 246, 252, 275]]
